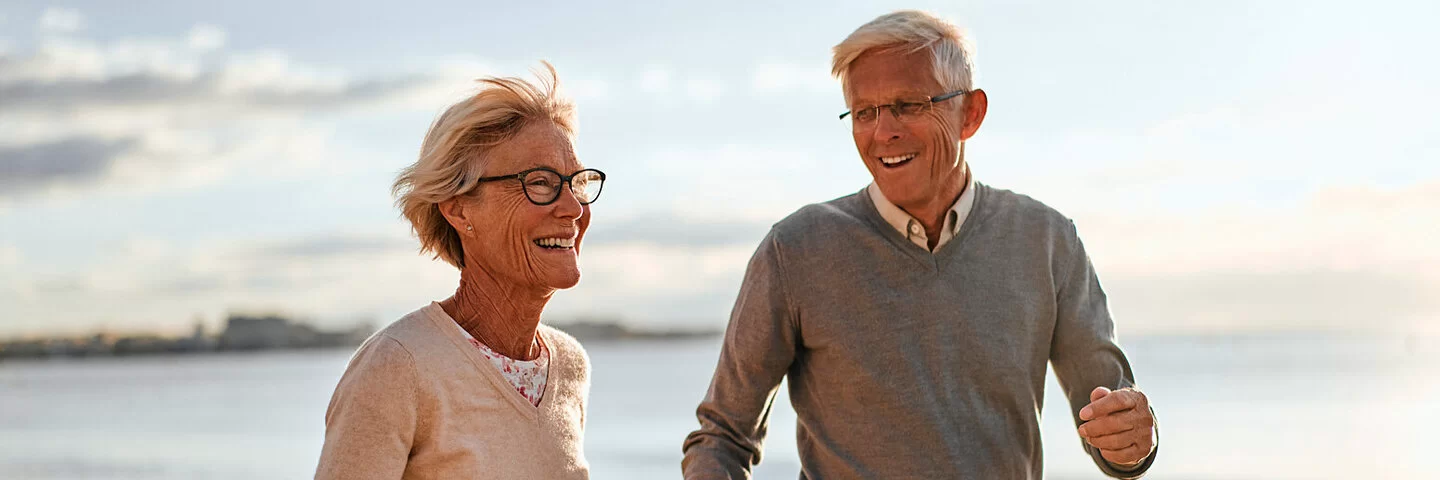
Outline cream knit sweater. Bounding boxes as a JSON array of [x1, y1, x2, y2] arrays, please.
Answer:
[[316, 302, 591, 480]]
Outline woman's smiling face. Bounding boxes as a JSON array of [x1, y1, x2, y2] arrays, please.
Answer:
[[455, 120, 591, 292]]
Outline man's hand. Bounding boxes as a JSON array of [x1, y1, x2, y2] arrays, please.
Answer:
[[1077, 387, 1155, 467]]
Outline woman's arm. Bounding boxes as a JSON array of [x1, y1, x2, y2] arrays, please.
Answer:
[[315, 335, 420, 480]]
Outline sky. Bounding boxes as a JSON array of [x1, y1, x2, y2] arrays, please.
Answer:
[[0, 0, 1437, 337]]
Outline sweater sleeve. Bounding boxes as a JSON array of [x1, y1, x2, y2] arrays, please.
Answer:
[[682, 230, 799, 479], [1049, 220, 1158, 479], [315, 335, 420, 480]]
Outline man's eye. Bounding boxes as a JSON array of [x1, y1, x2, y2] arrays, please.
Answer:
[[897, 102, 927, 115]]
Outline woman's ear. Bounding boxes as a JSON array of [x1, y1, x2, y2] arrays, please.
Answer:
[[438, 198, 471, 235]]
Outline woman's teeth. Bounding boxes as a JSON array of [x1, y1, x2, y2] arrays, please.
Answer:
[[881, 154, 916, 165], [534, 237, 575, 249]]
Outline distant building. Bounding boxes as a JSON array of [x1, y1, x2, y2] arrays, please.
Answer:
[[173, 320, 214, 352], [551, 317, 721, 342], [112, 335, 171, 355], [219, 315, 292, 350], [218, 314, 372, 350], [554, 321, 630, 340], [2, 313, 371, 361]]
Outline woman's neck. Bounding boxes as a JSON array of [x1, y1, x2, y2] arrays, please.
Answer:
[[439, 266, 551, 360]]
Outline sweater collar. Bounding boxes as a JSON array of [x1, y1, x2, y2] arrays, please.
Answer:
[[865, 172, 977, 252]]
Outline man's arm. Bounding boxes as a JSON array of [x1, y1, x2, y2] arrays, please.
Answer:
[[682, 230, 800, 479], [1049, 221, 1158, 479]]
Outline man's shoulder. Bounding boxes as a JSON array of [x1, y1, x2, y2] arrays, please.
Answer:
[[770, 190, 868, 238], [977, 182, 1075, 231]]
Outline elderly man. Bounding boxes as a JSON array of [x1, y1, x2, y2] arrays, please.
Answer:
[[682, 10, 1157, 479]]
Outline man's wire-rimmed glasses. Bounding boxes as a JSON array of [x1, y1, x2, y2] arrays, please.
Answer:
[[839, 90, 968, 129]]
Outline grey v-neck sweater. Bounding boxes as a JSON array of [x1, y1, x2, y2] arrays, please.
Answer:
[[683, 183, 1155, 479]]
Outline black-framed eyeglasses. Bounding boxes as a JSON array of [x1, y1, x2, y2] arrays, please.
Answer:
[[838, 89, 968, 127], [473, 167, 606, 206]]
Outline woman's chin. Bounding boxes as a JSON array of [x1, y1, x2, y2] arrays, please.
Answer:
[[540, 270, 582, 290]]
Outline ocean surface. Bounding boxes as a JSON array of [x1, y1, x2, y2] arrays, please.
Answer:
[[1, 332, 1436, 479]]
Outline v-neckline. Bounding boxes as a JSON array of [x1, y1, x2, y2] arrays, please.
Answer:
[[424, 302, 551, 419], [856, 184, 989, 271], [857, 188, 946, 270]]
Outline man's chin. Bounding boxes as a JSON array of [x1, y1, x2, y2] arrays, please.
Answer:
[[875, 180, 926, 203]]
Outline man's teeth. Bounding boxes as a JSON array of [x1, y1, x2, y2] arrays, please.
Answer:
[[535, 237, 575, 248], [880, 154, 916, 165]]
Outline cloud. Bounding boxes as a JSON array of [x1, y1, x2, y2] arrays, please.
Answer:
[[564, 76, 611, 103], [629, 143, 862, 219], [0, 229, 457, 335], [580, 179, 1440, 334], [5, 174, 1437, 337], [0, 30, 441, 200], [0, 121, 348, 199], [751, 62, 833, 94], [974, 73, 1440, 214], [186, 24, 226, 51], [626, 65, 747, 106], [0, 244, 18, 267], [638, 65, 672, 94], [244, 233, 416, 260], [0, 44, 428, 113], [18, 69, 423, 111], [0, 137, 135, 194], [684, 77, 727, 103], [394, 55, 614, 110], [548, 242, 755, 328], [38, 7, 83, 34], [128, 231, 431, 300], [1108, 270, 1440, 335], [0, 215, 768, 335], [1066, 180, 1440, 334], [586, 212, 771, 248], [1075, 181, 1440, 277]]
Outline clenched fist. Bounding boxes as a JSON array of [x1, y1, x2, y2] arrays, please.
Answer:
[[1077, 387, 1155, 467]]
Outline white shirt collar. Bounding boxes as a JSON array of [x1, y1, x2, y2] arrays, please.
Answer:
[[867, 173, 976, 252]]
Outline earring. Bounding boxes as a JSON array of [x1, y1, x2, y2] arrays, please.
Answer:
[[465, 225, 473, 231]]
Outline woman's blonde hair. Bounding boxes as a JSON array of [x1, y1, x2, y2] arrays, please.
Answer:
[[392, 62, 576, 268], [831, 10, 977, 102]]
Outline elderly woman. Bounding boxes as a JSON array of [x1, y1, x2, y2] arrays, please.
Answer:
[[315, 63, 603, 479]]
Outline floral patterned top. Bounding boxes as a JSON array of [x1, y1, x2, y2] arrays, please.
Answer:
[[454, 324, 549, 406]]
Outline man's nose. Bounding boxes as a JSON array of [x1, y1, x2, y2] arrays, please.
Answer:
[[871, 108, 905, 141]]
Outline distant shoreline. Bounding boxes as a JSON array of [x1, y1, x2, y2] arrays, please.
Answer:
[[0, 315, 722, 363]]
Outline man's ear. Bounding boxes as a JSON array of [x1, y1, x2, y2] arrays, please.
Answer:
[[959, 88, 988, 141], [438, 197, 470, 234]]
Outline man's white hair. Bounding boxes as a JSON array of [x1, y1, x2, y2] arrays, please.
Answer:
[[831, 10, 977, 101]]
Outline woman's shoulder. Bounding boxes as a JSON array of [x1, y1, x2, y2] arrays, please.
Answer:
[[366, 303, 452, 348], [538, 325, 590, 371], [539, 325, 586, 355], [345, 304, 457, 370]]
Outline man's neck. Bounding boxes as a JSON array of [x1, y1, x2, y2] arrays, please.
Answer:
[[439, 265, 551, 360], [900, 164, 970, 247]]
